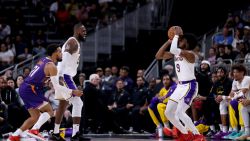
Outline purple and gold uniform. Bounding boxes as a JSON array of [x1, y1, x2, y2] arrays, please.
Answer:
[[19, 57, 52, 109]]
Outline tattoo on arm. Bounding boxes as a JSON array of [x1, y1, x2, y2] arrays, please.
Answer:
[[64, 39, 78, 54]]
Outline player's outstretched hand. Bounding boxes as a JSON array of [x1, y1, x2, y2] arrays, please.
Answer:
[[72, 90, 83, 97]]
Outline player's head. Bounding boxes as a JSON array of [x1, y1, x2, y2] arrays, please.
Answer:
[[232, 64, 247, 81], [179, 33, 197, 50], [216, 66, 227, 80], [47, 43, 62, 61], [74, 23, 87, 41]]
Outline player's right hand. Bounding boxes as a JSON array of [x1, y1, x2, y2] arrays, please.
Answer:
[[72, 90, 83, 97]]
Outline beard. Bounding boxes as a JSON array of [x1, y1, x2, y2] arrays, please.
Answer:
[[57, 58, 62, 62]]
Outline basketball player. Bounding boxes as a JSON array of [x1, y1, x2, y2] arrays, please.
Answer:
[[7, 44, 83, 141], [156, 26, 205, 141], [51, 23, 90, 141]]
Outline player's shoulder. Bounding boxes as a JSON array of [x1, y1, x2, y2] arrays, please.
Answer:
[[45, 61, 56, 68]]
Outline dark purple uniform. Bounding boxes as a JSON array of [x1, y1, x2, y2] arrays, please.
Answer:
[[19, 57, 52, 109]]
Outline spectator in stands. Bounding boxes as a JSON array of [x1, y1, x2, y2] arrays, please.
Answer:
[[0, 42, 14, 68], [22, 67, 31, 78], [50, 0, 62, 14], [243, 25, 250, 45], [234, 41, 248, 63], [208, 47, 217, 65], [0, 77, 26, 129], [0, 100, 12, 136], [0, 23, 11, 40], [119, 66, 134, 93], [101, 67, 116, 105], [32, 38, 46, 56], [213, 26, 234, 48], [193, 43, 204, 67], [4, 36, 16, 56], [15, 75, 24, 94], [6, 77, 15, 89], [82, 73, 103, 133], [216, 44, 228, 61], [65, 0, 79, 22], [224, 45, 238, 61], [77, 73, 86, 90], [129, 76, 149, 133], [231, 28, 244, 51], [14, 34, 32, 62], [96, 67, 104, 80], [192, 60, 212, 129], [1, 70, 13, 80], [111, 66, 119, 77], [107, 79, 131, 130]]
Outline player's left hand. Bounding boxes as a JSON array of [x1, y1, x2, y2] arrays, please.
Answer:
[[215, 95, 223, 103], [239, 98, 250, 106]]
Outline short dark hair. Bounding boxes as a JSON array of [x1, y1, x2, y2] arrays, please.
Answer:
[[182, 33, 197, 50], [47, 44, 59, 56], [232, 64, 247, 76], [74, 23, 83, 32], [121, 66, 130, 72]]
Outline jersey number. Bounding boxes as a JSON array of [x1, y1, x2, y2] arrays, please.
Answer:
[[176, 64, 180, 72], [29, 66, 39, 77]]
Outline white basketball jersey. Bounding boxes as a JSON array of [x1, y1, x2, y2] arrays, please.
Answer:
[[58, 37, 80, 77], [232, 76, 250, 99], [174, 54, 196, 81]]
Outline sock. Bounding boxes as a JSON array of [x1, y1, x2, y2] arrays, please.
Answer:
[[210, 125, 216, 131], [194, 120, 198, 125], [13, 129, 23, 136], [245, 127, 250, 135], [222, 126, 228, 133], [163, 122, 170, 128], [219, 124, 223, 131], [156, 124, 162, 128], [72, 124, 79, 137], [54, 124, 60, 134], [32, 112, 51, 130], [240, 126, 245, 132], [232, 126, 238, 132]]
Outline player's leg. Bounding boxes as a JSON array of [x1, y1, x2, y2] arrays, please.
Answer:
[[148, 97, 161, 128], [8, 109, 40, 141], [69, 97, 83, 136], [165, 100, 188, 134], [54, 100, 69, 133]]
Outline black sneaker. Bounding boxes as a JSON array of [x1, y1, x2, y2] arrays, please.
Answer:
[[71, 132, 91, 141], [50, 132, 66, 141]]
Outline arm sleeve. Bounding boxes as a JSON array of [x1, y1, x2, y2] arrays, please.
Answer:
[[170, 35, 181, 55], [50, 76, 73, 99]]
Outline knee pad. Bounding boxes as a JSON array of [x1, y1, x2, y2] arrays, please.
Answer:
[[71, 97, 83, 117]]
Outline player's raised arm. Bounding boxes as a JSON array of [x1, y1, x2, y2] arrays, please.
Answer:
[[155, 40, 174, 60], [169, 26, 195, 63]]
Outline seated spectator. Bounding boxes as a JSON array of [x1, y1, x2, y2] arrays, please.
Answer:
[[224, 45, 238, 61], [0, 101, 12, 136], [77, 73, 86, 90], [0, 23, 11, 40], [15, 75, 24, 94], [0, 42, 14, 68], [231, 28, 244, 51], [207, 47, 217, 65], [32, 39, 46, 56], [14, 35, 32, 62], [213, 26, 234, 48], [4, 35, 16, 56], [22, 67, 31, 78]]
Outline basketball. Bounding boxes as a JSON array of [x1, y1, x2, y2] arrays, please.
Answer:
[[167, 26, 183, 40]]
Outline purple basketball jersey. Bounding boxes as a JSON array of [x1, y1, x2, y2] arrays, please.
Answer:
[[19, 57, 52, 109]]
